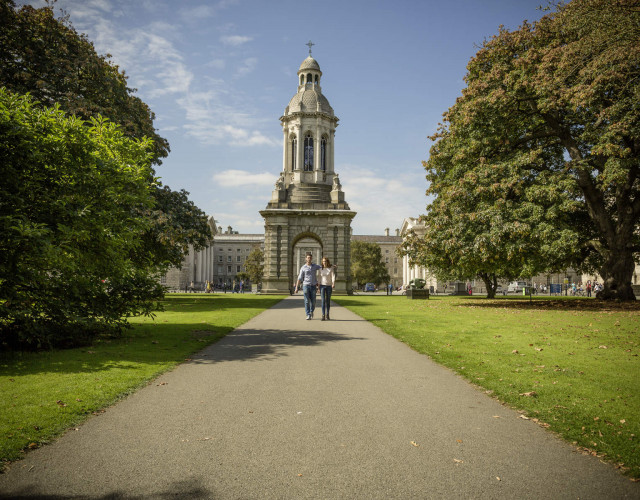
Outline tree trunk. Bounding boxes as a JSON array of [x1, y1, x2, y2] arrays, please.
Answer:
[[596, 246, 637, 301], [479, 272, 498, 299]]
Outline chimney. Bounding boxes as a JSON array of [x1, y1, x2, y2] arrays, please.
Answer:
[[227, 225, 232, 234], [385, 227, 389, 236], [396, 228, 400, 236], [217, 226, 222, 234]]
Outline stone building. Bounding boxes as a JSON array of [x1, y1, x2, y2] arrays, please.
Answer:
[[260, 49, 356, 294], [399, 217, 441, 291], [210, 226, 264, 289], [351, 228, 403, 288], [160, 216, 218, 291]]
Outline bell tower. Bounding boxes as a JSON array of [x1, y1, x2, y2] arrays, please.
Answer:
[[260, 45, 356, 294]]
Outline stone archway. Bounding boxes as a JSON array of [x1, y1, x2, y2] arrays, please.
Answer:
[[291, 234, 323, 287]]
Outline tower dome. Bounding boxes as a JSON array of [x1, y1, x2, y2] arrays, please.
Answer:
[[298, 56, 321, 72]]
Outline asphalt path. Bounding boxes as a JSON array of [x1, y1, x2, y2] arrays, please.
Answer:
[[1, 296, 637, 499]]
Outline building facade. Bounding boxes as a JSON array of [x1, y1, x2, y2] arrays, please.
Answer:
[[352, 228, 403, 288]]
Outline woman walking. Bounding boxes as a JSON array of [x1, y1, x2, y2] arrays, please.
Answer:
[[317, 257, 335, 321]]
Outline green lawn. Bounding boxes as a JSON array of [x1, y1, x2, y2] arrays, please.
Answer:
[[0, 294, 285, 470], [334, 294, 640, 478]]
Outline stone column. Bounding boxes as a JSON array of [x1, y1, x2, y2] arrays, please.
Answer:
[[282, 128, 288, 172]]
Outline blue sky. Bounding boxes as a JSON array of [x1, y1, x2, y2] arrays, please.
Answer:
[[20, 0, 546, 234]]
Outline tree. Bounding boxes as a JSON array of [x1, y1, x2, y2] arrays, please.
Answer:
[[244, 247, 264, 285], [406, 0, 639, 300], [0, 0, 211, 273], [0, 89, 163, 348], [0, 0, 168, 163], [351, 241, 390, 288]]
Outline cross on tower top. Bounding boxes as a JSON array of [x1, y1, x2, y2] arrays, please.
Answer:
[[306, 40, 315, 56]]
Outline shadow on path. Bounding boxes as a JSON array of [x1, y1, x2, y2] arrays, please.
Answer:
[[0, 477, 211, 499], [190, 328, 365, 364]]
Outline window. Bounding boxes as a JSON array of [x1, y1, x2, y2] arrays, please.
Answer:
[[304, 134, 313, 171], [386, 257, 389, 263], [394, 258, 398, 264], [218, 255, 223, 262], [321, 137, 327, 171], [218, 266, 223, 274], [385, 249, 389, 253], [160, 274, 167, 284], [291, 137, 297, 170], [227, 266, 232, 273], [299, 75, 304, 85], [236, 265, 241, 273], [227, 256, 232, 262], [237, 255, 241, 262], [394, 268, 398, 275]]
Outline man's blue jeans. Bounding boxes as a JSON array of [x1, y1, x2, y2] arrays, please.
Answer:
[[303, 284, 317, 316]]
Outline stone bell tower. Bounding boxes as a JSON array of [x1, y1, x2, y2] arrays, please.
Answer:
[[260, 44, 356, 294]]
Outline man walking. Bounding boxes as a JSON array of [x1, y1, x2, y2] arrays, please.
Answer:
[[294, 252, 322, 320]]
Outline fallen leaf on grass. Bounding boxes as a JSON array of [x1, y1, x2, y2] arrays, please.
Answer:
[[28, 443, 37, 449], [453, 458, 463, 463], [56, 400, 67, 407], [599, 345, 608, 349], [410, 441, 419, 447], [620, 419, 626, 424], [519, 415, 530, 420], [519, 391, 538, 397]]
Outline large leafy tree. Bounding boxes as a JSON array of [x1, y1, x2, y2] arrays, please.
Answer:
[[0, 0, 168, 163], [351, 241, 391, 288], [0, 89, 163, 348], [244, 247, 264, 285], [406, 0, 639, 300], [0, 0, 211, 272]]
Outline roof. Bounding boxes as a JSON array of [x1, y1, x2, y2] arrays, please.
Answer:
[[352, 235, 403, 244], [286, 89, 334, 116], [298, 56, 321, 72]]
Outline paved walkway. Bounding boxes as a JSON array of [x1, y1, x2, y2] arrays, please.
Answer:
[[0, 296, 637, 499]]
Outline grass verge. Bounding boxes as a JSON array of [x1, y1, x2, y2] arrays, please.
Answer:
[[333, 294, 640, 478], [0, 293, 285, 470]]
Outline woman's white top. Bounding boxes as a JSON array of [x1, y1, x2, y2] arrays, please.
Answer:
[[316, 267, 335, 286]]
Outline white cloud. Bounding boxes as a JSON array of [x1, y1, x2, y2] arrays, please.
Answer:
[[221, 35, 253, 46], [207, 59, 226, 70], [236, 57, 257, 77], [178, 91, 278, 147], [180, 5, 215, 21], [340, 164, 427, 233], [212, 170, 276, 187]]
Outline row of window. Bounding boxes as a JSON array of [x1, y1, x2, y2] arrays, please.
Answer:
[[291, 134, 327, 171], [218, 255, 245, 263], [219, 265, 243, 274]]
